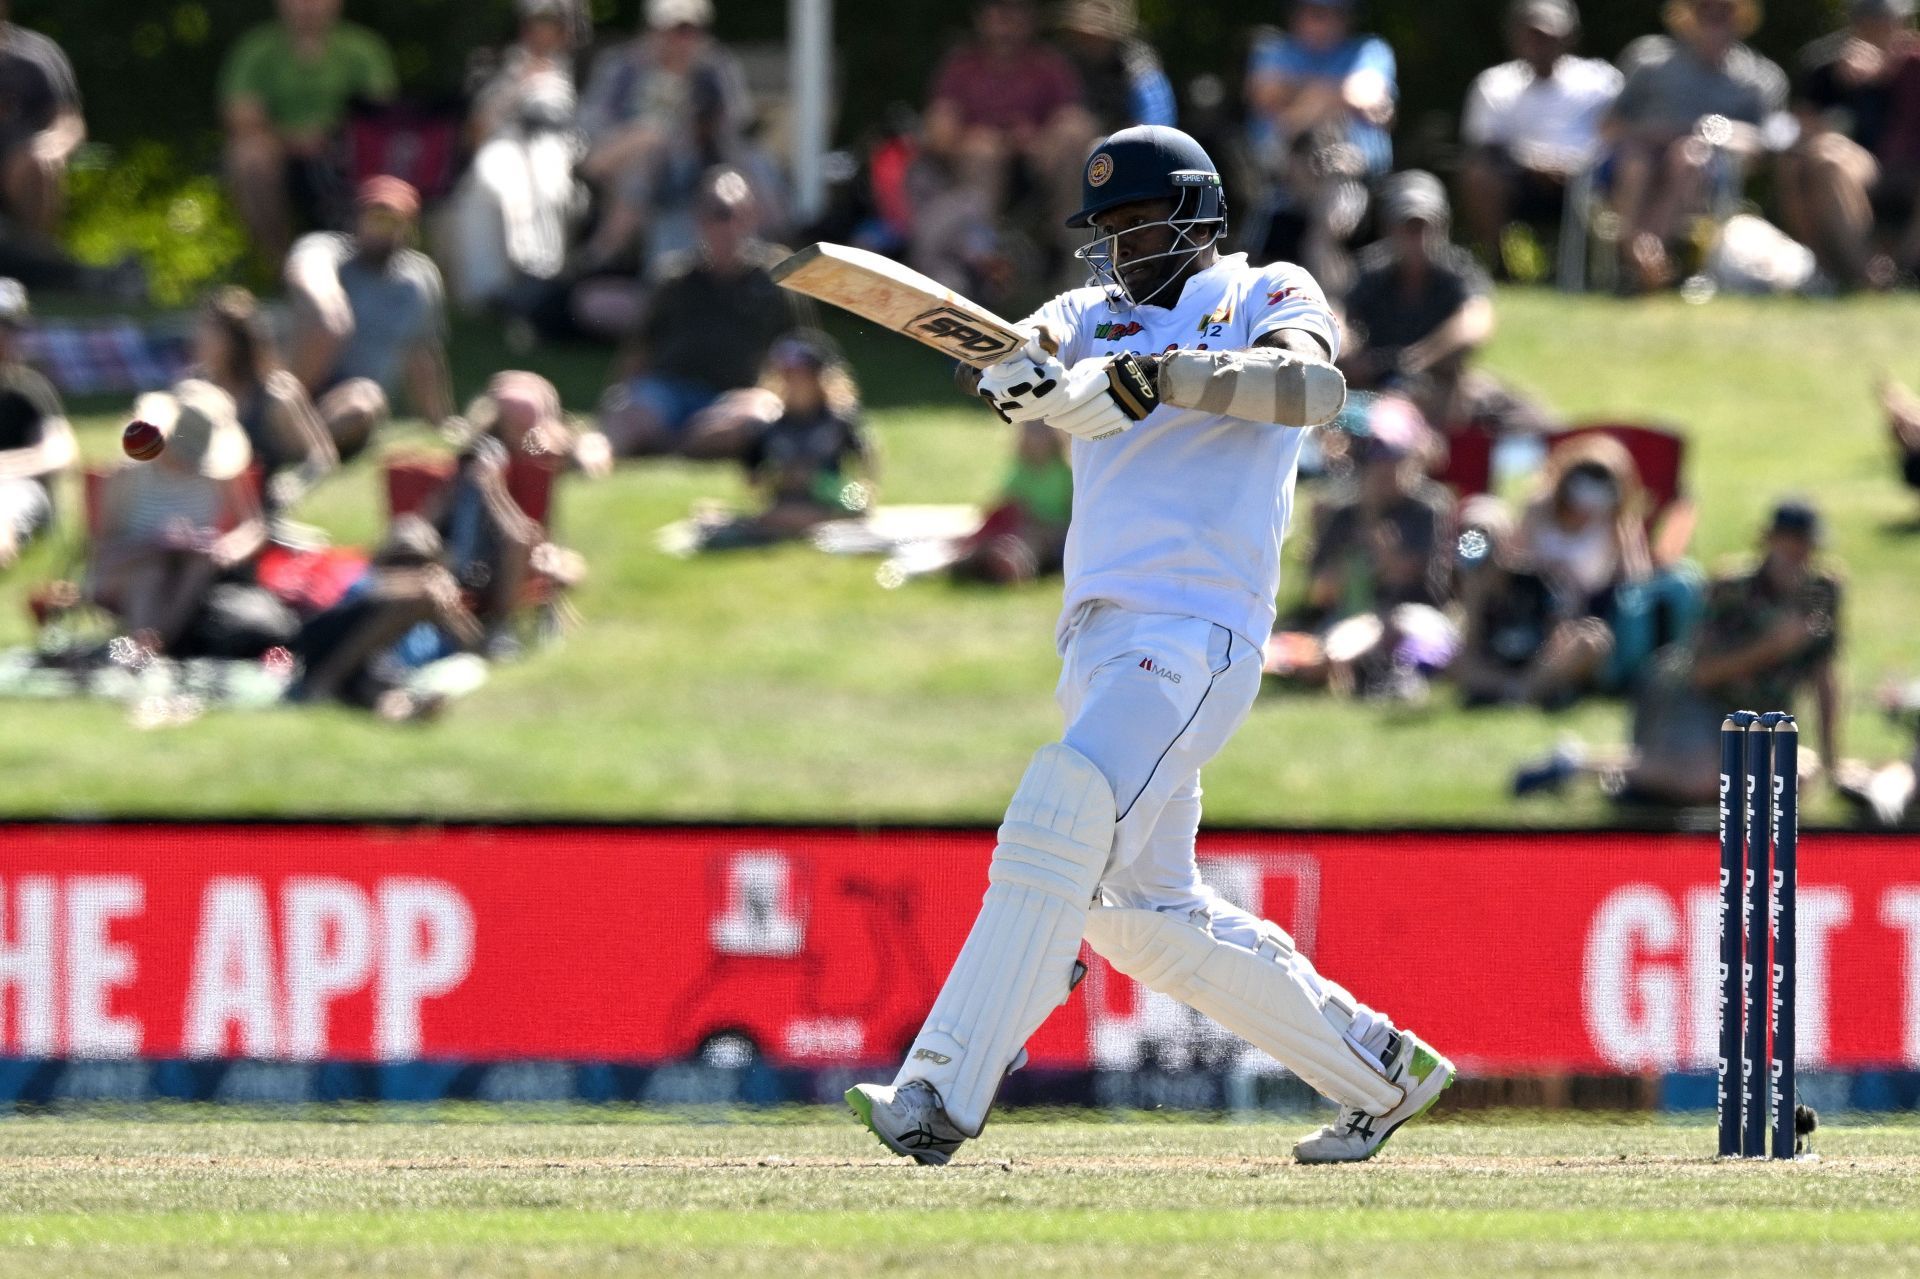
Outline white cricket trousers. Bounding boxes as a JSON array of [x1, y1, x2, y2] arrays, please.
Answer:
[[1059, 603, 1374, 979]]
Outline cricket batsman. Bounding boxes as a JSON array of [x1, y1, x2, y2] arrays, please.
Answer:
[[847, 125, 1453, 1165]]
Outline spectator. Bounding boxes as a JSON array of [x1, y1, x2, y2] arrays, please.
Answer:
[[575, 0, 755, 273], [913, 0, 1094, 294], [1243, 0, 1397, 293], [1481, 433, 1702, 704], [89, 382, 266, 653], [222, 0, 399, 263], [1339, 172, 1549, 436], [447, 0, 586, 313], [0, 280, 71, 570], [0, 0, 82, 244], [1603, 0, 1787, 292], [1834, 677, 1920, 825], [284, 176, 454, 459], [191, 286, 335, 519], [1881, 374, 1920, 515], [1459, 0, 1622, 275], [1269, 396, 1455, 699], [1056, 0, 1177, 133], [289, 515, 482, 721], [1515, 500, 1841, 805], [1449, 492, 1603, 708], [950, 419, 1072, 585], [702, 332, 876, 547], [1777, 0, 1920, 290], [597, 168, 803, 457]]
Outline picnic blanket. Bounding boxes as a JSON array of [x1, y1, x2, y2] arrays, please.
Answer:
[[19, 319, 192, 397], [656, 503, 980, 559], [0, 643, 488, 727]]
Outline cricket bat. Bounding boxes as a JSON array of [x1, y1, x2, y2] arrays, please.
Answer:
[[772, 241, 1348, 428], [771, 243, 1030, 367]]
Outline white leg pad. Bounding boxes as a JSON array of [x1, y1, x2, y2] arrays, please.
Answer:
[[897, 743, 1114, 1135], [1083, 905, 1405, 1114]]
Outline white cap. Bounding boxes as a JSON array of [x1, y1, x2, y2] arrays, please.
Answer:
[[647, 0, 713, 29]]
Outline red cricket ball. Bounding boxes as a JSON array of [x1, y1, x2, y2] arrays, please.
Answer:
[[122, 419, 165, 462]]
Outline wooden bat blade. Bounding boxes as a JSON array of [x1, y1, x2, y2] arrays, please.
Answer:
[[772, 242, 1027, 367]]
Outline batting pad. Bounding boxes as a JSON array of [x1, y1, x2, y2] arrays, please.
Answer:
[[897, 743, 1114, 1135], [1083, 906, 1405, 1114]]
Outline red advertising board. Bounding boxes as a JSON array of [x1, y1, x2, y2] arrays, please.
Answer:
[[0, 824, 1915, 1074]]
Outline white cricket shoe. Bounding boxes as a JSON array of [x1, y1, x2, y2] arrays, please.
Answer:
[[845, 1080, 968, 1166], [1292, 1029, 1454, 1165]]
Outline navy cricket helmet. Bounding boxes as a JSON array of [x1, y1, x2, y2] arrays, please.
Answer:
[[1068, 125, 1228, 232]]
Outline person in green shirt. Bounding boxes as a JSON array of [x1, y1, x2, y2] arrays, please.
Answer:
[[951, 420, 1073, 585], [222, 0, 397, 262]]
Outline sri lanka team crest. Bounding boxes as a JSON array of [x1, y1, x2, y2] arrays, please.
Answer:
[[1095, 321, 1143, 340], [1087, 153, 1114, 187]]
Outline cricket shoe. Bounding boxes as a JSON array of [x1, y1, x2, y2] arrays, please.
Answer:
[[845, 1079, 968, 1166], [1292, 1029, 1454, 1164]]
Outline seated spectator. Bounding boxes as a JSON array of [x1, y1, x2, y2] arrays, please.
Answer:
[[1514, 499, 1840, 805], [1834, 676, 1920, 825], [1449, 493, 1604, 708], [597, 168, 801, 457], [1056, 0, 1177, 133], [699, 333, 876, 548], [1880, 372, 1920, 511], [1485, 434, 1701, 704], [222, 0, 399, 263], [912, 0, 1094, 296], [0, 280, 71, 570], [0, 0, 83, 244], [1459, 0, 1622, 275], [89, 382, 266, 653], [1777, 0, 1920, 290], [448, 0, 586, 312], [1243, 0, 1396, 293], [1603, 0, 1787, 292], [289, 515, 482, 721], [1268, 396, 1455, 699], [191, 286, 335, 519], [1339, 173, 1550, 436], [576, 0, 755, 273], [430, 371, 593, 647], [284, 176, 455, 458], [950, 419, 1072, 584]]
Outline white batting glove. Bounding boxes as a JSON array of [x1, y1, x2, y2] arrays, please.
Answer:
[[976, 333, 1070, 424], [1044, 353, 1161, 441]]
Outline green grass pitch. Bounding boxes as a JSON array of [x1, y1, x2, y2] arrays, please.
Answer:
[[2, 289, 1918, 823], [0, 1112, 1916, 1276]]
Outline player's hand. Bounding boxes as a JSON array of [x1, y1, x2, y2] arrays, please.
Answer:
[[1047, 353, 1161, 442], [976, 332, 1069, 424]]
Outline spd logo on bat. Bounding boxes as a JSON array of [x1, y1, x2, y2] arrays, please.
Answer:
[[908, 307, 1020, 360]]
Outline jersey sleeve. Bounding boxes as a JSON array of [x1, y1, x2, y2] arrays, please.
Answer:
[[1019, 294, 1089, 367], [219, 28, 273, 108], [1246, 264, 1339, 361], [1355, 37, 1397, 97], [1461, 70, 1499, 147]]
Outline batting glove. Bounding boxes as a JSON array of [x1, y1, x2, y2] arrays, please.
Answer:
[[1048, 353, 1162, 442], [976, 334, 1070, 424]]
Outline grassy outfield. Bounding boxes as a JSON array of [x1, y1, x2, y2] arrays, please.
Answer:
[[0, 1113, 1915, 1276], [1, 289, 1917, 822]]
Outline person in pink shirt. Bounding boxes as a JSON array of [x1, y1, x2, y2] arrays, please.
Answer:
[[912, 0, 1096, 296]]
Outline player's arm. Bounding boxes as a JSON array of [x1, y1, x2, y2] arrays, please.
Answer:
[[1254, 327, 1332, 360]]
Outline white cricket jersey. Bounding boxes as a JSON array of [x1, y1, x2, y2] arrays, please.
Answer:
[[1023, 252, 1339, 650]]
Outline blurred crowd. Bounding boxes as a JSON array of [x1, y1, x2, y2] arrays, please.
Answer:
[[0, 0, 1915, 811]]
